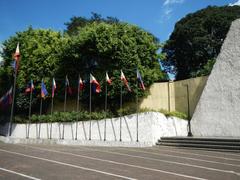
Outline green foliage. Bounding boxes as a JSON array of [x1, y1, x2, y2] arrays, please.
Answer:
[[0, 27, 67, 111], [14, 111, 112, 123], [190, 59, 216, 77], [140, 108, 187, 120], [162, 5, 240, 80], [58, 22, 166, 110], [64, 12, 120, 36]]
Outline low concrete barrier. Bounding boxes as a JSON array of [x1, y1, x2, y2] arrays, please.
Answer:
[[0, 112, 188, 146]]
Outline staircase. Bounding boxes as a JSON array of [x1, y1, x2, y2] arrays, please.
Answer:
[[157, 137, 240, 151]]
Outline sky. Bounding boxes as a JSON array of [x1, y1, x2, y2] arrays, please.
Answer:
[[0, 0, 240, 61]]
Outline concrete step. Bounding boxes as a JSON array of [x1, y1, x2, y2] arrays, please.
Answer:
[[157, 137, 240, 150]]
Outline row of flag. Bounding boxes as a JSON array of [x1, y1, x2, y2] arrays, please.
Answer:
[[23, 69, 145, 99]]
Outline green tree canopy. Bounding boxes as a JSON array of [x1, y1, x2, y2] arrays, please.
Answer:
[[0, 27, 66, 111], [162, 5, 240, 80], [64, 12, 119, 36], [58, 22, 166, 112]]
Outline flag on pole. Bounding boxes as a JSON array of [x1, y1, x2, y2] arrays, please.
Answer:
[[14, 43, 20, 61], [13, 43, 20, 71], [90, 74, 101, 93], [106, 72, 112, 85], [25, 80, 34, 93], [52, 78, 57, 98], [65, 75, 72, 95], [41, 80, 48, 98], [120, 70, 131, 92], [0, 87, 13, 107], [136, 69, 145, 90], [79, 77, 85, 90]]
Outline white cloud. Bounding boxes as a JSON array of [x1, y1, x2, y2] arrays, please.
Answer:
[[229, 0, 240, 6], [163, 0, 185, 6]]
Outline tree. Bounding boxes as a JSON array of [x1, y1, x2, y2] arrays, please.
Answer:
[[162, 5, 240, 80], [58, 22, 166, 112], [64, 12, 119, 36], [0, 27, 66, 112]]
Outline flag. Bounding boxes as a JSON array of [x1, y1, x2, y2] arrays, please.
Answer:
[[41, 80, 48, 98], [65, 75, 72, 95], [90, 74, 101, 93], [106, 72, 112, 85], [52, 78, 57, 98], [25, 80, 34, 93], [0, 87, 13, 107], [79, 77, 84, 90], [137, 69, 145, 90], [13, 43, 20, 71], [120, 70, 131, 92], [14, 43, 20, 61]]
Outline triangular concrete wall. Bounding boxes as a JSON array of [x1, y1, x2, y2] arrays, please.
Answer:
[[191, 19, 240, 137]]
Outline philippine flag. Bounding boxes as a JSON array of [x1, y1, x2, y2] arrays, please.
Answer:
[[137, 69, 145, 90], [52, 78, 57, 98], [120, 70, 131, 92], [41, 80, 48, 98], [90, 74, 101, 93], [25, 80, 34, 93], [106, 72, 112, 85]]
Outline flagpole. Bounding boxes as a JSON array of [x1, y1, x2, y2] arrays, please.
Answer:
[[75, 75, 80, 140], [136, 80, 139, 142], [120, 82, 122, 142], [63, 78, 67, 140], [27, 85, 33, 139], [50, 95, 54, 139], [89, 77, 92, 140], [104, 81, 107, 141], [39, 95, 43, 139], [8, 69, 17, 136]]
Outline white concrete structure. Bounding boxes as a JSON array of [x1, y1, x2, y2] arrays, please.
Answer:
[[0, 112, 188, 147], [191, 19, 240, 137]]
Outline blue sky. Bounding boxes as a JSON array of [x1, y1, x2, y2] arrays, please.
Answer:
[[0, 0, 239, 44]]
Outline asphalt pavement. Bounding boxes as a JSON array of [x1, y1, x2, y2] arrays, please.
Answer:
[[0, 141, 240, 180]]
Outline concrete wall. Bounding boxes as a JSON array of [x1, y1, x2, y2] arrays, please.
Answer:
[[191, 19, 240, 137], [0, 112, 188, 146], [140, 76, 208, 117]]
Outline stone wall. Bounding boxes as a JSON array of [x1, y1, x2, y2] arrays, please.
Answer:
[[191, 19, 240, 137]]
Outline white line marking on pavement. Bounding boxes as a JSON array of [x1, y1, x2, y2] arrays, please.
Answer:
[[0, 149, 135, 180], [75, 146, 240, 175], [110, 147, 240, 166], [0, 167, 41, 180], [18, 145, 209, 180], [152, 146, 240, 157], [140, 147, 240, 162]]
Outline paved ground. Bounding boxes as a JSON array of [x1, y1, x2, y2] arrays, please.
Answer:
[[0, 142, 240, 180]]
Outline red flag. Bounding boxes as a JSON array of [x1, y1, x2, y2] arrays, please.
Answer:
[[106, 72, 112, 85], [121, 70, 131, 92], [90, 74, 101, 93]]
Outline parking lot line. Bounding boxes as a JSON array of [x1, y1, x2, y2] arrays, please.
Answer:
[[0, 148, 136, 180], [0, 167, 41, 180], [15, 144, 207, 180], [101, 147, 240, 166]]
